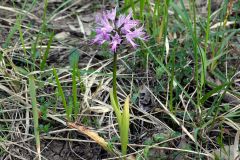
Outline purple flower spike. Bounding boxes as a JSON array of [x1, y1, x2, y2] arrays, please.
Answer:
[[93, 8, 147, 53]]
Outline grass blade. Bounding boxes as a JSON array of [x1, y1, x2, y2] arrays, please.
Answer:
[[28, 75, 41, 160], [40, 32, 54, 71], [52, 67, 70, 121], [200, 82, 230, 104], [72, 66, 79, 120]]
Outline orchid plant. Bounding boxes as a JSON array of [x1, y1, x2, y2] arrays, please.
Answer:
[[93, 7, 147, 157]]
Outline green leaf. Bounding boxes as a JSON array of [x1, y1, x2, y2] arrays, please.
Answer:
[[143, 146, 150, 158], [153, 133, 166, 142], [200, 82, 230, 104], [109, 89, 122, 126], [52, 67, 70, 121], [40, 32, 54, 71], [16, 66, 29, 75], [72, 66, 79, 120], [69, 48, 80, 68], [120, 96, 130, 156], [40, 104, 48, 120]]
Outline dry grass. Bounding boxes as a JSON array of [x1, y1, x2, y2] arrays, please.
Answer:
[[0, 0, 240, 160]]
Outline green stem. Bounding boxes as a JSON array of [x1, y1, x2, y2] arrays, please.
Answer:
[[113, 53, 118, 107]]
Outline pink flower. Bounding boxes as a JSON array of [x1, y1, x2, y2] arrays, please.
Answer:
[[110, 33, 122, 52], [93, 8, 147, 53]]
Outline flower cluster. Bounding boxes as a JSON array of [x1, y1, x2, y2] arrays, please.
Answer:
[[93, 8, 147, 52]]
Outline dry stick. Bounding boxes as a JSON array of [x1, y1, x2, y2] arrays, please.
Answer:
[[233, 130, 240, 160], [67, 122, 119, 156], [24, 80, 30, 140]]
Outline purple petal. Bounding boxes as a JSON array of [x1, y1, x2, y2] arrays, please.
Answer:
[[130, 26, 146, 39], [116, 14, 126, 28], [125, 26, 147, 48], [107, 7, 116, 21], [110, 33, 122, 52], [96, 13, 113, 33], [92, 30, 111, 45], [126, 34, 137, 48], [125, 11, 133, 21], [111, 41, 118, 52], [95, 13, 102, 24], [121, 19, 139, 33], [92, 35, 105, 44]]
